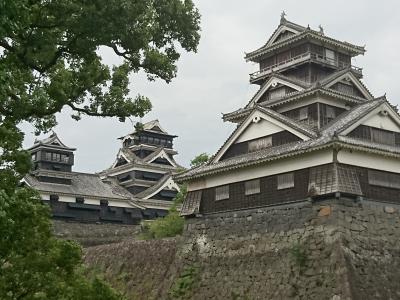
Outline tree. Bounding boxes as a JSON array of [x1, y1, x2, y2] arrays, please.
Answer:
[[0, 0, 200, 298], [190, 152, 210, 168]]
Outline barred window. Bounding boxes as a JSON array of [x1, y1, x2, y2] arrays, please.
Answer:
[[299, 107, 308, 121], [277, 172, 294, 190], [269, 87, 286, 100], [45, 152, 52, 161], [368, 170, 400, 189], [248, 136, 272, 152], [245, 179, 260, 195], [371, 128, 395, 146], [215, 185, 229, 201]]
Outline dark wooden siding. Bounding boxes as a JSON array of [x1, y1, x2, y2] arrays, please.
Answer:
[[319, 103, 346, 127], [281, 103, 319, 128], [200, 168, 310, 214], [48, 200, 143, 224], [353, 166, 400, 204], [220, 131, 301, 161], [348, 125, 400, 147], [330, 82, 364, 98], [198, 164, 400, 214]]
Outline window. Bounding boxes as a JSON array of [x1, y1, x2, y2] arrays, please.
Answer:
[[215, 185, 229, 201], [45, 152, 52, 161], [61, 154, 69, 163], [31, 153, 37, 161], [336, 82, 354, 95], [326, 106, 336, 119], [277, 172, 294, 190], [368, 170, 400, 189], [52, 153, 61, 161], [299, 107, 308, 121], [245, 179, 260, 195], [325, 48, 335, 64], [269, 87, 286, 100], [76, 197, 84, 204], [248, 136, 272, 152], [371, 128, 395, 146], [49, 194, 59, 202]]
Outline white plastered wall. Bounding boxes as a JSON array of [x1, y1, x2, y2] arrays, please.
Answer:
[[40, 193, 135, 208], [337, 149, 400, 173], [276, 96, 350, 113], [362, 114, 400, 133], [188, 149, 333, 191], [235, 119, 283, 143]]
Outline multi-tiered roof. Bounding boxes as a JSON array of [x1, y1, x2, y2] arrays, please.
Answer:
[[101, 120, 182, 213], [177, 16, 400, 216]]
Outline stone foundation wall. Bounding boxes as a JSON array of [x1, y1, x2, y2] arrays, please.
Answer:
[[52, 220, 141, 247], [84, 199, 400, 299]]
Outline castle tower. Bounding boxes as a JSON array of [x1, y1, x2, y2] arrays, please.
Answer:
[[177, 16, 400, 217], [24, 133, 144, 224], [101, 120, 182, 216]]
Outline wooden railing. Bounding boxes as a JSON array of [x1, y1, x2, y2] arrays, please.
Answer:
[[250, 52, 362, 81]]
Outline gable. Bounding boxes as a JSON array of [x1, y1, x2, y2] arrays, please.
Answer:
[[342, 102, 400, 135], [147, 149, 178, 167], [212, 109, 311, 163], [362, 113, 400, 133], [266, 25, 301, 47], [236, 119, 283, 143], [247, 77, 305, 108], [325, 72, 373, 100]]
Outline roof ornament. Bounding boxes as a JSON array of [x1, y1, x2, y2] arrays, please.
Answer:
[[307, 24, 310, 30], [318, 25, 324, 35], [280, 11, 287, 24]]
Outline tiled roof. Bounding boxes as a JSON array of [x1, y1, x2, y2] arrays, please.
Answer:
[[211, 105, 318, 165], [246, 29, 365, 62], [223, 86, 367, 123], [134, 173, 173, 199], [176, 97, 393, 182], [28, 132, 76, 151], [320, 97, 386, 135], [25, 172, 132, 200]]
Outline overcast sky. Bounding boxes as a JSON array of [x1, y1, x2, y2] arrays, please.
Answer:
[[21, 0, 400, 173]]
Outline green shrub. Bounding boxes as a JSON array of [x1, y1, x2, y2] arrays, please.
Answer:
[[139, 185, 187, 240], [169, 265, 199, 299]]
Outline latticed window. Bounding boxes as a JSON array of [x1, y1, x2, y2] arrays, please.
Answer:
[[368, 170, 400, 189], [248, 136, 272, 152], [245, 179, 260, 195], [45, 152, 52, 161], [299, 107, 308, 121], [277, 172, 294, 190], [371, 128, 395, 146], [215, 185, 229, 201], [269, 87, 286, 100]]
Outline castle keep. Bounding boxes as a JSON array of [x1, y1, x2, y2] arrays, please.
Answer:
[[24, 120, 181, 224], [177, 15, 400, 216]]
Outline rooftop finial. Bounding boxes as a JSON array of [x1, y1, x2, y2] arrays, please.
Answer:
[[319, 25, 324, 35], [280, 11, 287, 24]]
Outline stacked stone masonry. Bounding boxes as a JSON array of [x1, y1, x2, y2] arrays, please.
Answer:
[[84, 199, 400, 299]]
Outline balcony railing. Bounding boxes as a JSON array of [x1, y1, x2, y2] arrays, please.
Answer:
[[250, 52, 363, 82]]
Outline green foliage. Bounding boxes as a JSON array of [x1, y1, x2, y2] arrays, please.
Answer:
[[0, 0, 200, 298], [0, 187, 123, 299], [190, 153, 210, 168], [290, 243, 308, 271], [169, 265, 199, 299], [139, 184, 187, 240]]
